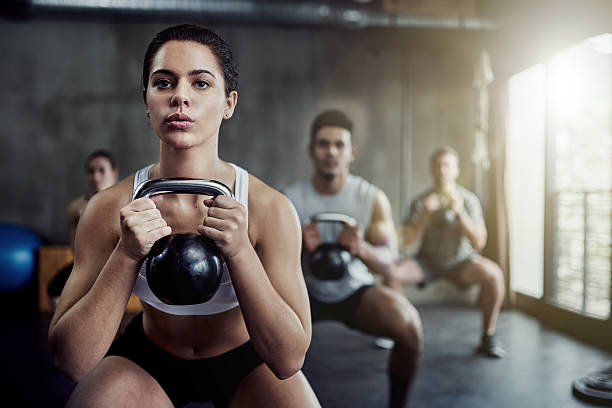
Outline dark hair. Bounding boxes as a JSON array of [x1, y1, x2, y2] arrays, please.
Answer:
[[310, 109, 354, 145], [142, 24, 238, 97], [430, 145, 460, 167], [86, 149, 117, 170]]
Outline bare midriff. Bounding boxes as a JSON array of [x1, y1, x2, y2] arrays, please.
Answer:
[[141, 302, 251, 359]]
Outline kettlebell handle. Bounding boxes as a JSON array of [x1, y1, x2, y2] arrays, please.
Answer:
[[133, 178, 234, 201], [304, 212, 357, 227]]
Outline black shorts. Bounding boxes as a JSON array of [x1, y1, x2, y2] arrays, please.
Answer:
[[309, 285, 373, 328], [106, 313, 263, 407]]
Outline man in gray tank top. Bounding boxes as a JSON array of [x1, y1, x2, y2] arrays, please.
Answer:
[[284, 110, 422, 408], [391, 146, 506, 358]]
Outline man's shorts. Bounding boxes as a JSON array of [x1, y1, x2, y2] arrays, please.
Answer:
[[106, 313, 263, 407], [309, 285, 374, 328], [416, 256, 477, 289]]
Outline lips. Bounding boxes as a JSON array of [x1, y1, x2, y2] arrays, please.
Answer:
[[166, 113, 193, 130]]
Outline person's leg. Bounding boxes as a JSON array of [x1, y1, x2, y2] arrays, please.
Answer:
[[229, 366, 320, 408], [352, 285, 423, 408], [66, 356, 174, 408], [452, 256, 506, 357], [384, 258, 425, 292]]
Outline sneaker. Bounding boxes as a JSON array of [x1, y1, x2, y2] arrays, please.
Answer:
[[477, 334, 506, 358], [374, 337, 395, 350]]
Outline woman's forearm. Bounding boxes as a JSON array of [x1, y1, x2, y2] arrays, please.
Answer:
[[49, 244, 140, 381], [226, 245, 310, 380]]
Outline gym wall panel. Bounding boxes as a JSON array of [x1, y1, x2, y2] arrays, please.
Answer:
[[0, 21, 485, 306]]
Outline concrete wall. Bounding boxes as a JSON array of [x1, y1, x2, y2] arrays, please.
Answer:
[[1, 20, 482, 237], [0, 19, 485, 303]]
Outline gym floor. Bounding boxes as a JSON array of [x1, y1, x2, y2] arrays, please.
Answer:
[[2, 305, 610, 407]]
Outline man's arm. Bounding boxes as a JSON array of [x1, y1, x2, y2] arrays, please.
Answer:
[[401, 193, 439, 249], [340, 189, 398, 277], [452, 192, 487, 251]]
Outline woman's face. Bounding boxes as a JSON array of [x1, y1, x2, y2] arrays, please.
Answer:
[[144, 40, 237, 149], [86, 156, 117, 193]]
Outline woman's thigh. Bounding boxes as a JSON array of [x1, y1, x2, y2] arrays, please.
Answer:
[[66, 356, 173, 408], [229, 365, 320, 408]]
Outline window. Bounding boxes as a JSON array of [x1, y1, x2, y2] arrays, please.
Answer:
[[507, 64, 545, 299], [548, 35, 612, 319], [508, 34, 612, 319]]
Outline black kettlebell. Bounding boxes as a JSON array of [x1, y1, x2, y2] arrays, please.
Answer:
[[430, 193, 457, 228], [309, 243, 353, 280], [133, 178, 234, 305], [305, 213, 358, 281]]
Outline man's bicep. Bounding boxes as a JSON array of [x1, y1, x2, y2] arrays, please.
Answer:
[[465, 194, 486, 227], [367, 190, 398, 249]]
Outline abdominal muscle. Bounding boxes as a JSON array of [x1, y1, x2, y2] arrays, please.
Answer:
[[140, 302, 251, 359]]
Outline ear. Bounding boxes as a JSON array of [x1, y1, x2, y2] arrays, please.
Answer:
[[142, 90, 149, 117], [350, 144, 357, 162], [223, 91, 238, 119], [308, 140, 315, 158]]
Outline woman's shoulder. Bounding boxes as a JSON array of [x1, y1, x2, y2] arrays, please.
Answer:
[[67, 195, 86, 216], [247, 174, 292, 211], [82, 176, 135, 224]]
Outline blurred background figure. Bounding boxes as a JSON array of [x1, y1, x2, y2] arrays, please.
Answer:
[[390, 146, 506, 358], [47, 149, 118, 311]]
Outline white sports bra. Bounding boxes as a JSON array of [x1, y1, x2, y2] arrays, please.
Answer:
[[131, 163, 249, 315]]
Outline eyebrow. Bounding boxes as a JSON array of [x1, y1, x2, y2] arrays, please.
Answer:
[[151, 69, 217, 79]]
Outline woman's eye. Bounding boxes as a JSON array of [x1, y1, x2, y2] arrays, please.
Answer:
[[194, 80, 210, 89], [153, 79, 173, 89]]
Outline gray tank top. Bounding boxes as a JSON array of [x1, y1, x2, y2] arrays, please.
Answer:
[[284, 174, 377, 302], [131, 163, 248, 315]]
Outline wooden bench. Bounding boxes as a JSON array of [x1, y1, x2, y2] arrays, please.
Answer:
[[38, 246, 142, 314]]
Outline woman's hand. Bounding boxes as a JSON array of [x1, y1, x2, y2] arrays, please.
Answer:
[[198, 196, 249, 259], [117, 197, 172, 261]]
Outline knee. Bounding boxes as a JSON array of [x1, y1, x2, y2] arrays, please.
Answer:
[[479, 261, 504, 289], [392, 304, 424, 356], [68, 358, 166, 407]]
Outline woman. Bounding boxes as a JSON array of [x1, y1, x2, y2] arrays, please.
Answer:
[[49, 24, 319, 407], [48, 149, 119, 312]]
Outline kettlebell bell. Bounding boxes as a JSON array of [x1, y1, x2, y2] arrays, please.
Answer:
[[305, 213, 358, 280], [133, 178, 234, 305]]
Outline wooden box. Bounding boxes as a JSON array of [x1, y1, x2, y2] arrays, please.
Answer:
[[38, 246, 141, 314]]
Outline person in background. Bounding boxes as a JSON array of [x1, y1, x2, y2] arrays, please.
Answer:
[[390, 145, 506, 358], [47, 149, 119, 311], [285, 109, 423, 408]]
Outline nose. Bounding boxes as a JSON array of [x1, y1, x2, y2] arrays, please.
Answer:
[[93, 171, 104, 183], [171, 80, 190, 108]]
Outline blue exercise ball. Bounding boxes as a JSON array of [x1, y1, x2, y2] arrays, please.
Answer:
[[0, 223, 42, 292]]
